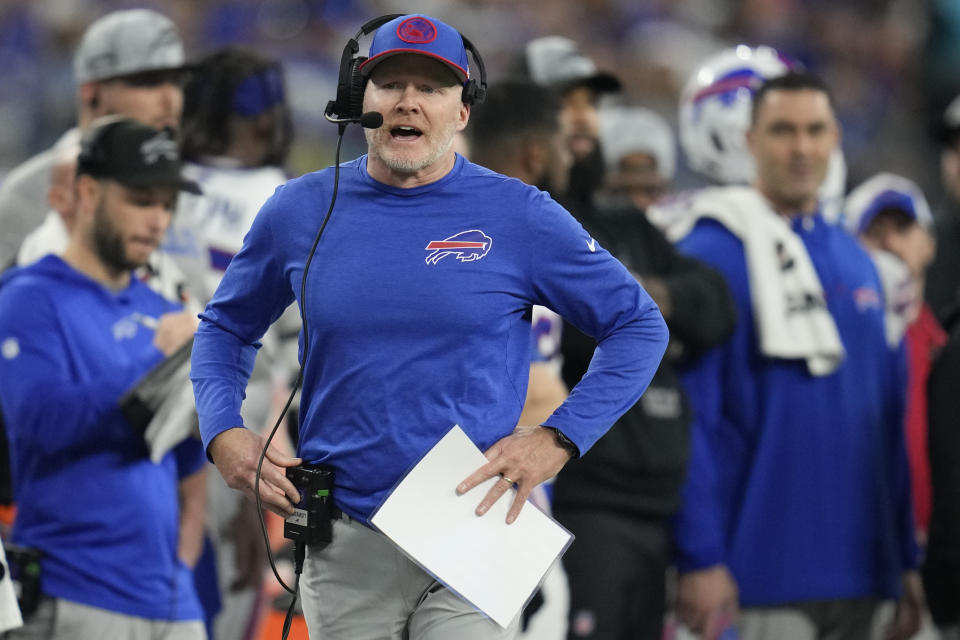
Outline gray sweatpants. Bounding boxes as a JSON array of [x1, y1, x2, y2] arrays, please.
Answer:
[[739, 598, 879, 640], [2, 598, 205, 640], [300, 517, 521, 640]]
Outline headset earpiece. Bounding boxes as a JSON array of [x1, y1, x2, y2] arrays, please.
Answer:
[[460, 35, 487, 106], [329, 36, 362, 122], [461, 82, 481, 106], [343, 56, 367, 121]]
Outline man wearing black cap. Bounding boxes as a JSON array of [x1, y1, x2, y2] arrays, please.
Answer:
[[520, 36, 621, 206], [0, 9, 195, 530], [0, 118, 206, 639], [191, 12, 668, 640], [0, 8, 189, 272], [925, 95, 960, 322]]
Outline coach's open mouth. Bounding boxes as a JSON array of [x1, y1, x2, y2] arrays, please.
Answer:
[[391, 125, 423, 140]]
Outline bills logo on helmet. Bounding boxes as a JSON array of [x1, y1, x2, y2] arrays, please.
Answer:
[[678, 45, 796, 185], [424, 230, 492, 265], [690, 68, 766, 111]]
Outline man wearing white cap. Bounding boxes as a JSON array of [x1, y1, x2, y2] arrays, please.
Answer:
[[843, 173, 937, 348], [0, 8, 188, 271], [191, 12, 668, 640], [598, 106, 676, 211], [843, 173, 943, 562]]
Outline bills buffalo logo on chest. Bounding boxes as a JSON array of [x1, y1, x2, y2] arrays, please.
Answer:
[[424, 230, 492, 265]]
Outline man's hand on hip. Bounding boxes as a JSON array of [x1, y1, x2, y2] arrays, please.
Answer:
[[208, 427, 302, 517], [456, 425, 573, 525]]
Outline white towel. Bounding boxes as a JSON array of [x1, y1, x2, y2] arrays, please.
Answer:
[[657, 186, 845, 376], [870, 248, 919, 349], [0, 543, 23, 633]]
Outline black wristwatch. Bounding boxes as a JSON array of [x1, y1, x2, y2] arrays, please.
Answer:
[[542, 426, 580, 460]]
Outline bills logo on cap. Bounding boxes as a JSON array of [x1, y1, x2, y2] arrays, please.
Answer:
[[425, 230, 492, 265], [397, 16, 437, 44]]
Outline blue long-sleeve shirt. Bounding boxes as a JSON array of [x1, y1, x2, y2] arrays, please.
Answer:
[[672, 213, 917, 605], [0, 256, 205, 621], [191, 154, 668, 522]]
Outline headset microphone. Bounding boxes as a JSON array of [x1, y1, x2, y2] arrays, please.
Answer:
[[322, 110, 383, 129]]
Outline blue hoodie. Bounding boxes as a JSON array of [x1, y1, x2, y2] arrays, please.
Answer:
[[0, 255, 204, 621], [672, 213, 917, 605]]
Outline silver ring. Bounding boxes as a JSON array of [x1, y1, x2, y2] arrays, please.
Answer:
[[500, 474, 515, 485]]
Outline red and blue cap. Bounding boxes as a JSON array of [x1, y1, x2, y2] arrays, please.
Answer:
[[358, 14, 470, 84]]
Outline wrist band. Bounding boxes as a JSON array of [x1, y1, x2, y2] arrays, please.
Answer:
[[542, 426, 580, 459]]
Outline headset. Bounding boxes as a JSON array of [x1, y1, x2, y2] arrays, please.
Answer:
[[324, 13, 488, 129]]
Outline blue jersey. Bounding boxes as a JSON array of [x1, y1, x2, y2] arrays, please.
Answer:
[[191, 154, 668, 521], [0, 256, 205, 621], [672, 214, 917, 605]]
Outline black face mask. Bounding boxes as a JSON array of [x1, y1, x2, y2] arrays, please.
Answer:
[[565, 144, 605, 204]]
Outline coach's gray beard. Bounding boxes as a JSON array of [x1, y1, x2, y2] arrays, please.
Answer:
[[365, 124, 457, 174]]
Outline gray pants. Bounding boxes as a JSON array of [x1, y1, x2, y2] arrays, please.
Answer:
[[739, 598, 880, 640], [300, 517, 520, 640], [2, 598, 206, 640], [940, 626, 960, 640]]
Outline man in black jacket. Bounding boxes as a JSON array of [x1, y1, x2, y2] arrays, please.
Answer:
[[926, 94, 960, 323], [471, 79, 737, 640], [553, 199, 736, 640], [924, 305, 960, 635]]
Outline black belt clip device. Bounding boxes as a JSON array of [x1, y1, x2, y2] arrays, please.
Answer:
[[284, 463, 335, 548], [3, 543, 42, 617]]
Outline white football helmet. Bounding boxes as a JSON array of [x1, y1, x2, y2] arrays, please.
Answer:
[[678, 45, 795, 185]]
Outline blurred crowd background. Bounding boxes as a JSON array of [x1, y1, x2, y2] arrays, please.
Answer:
[[1, 0, 959, 208]]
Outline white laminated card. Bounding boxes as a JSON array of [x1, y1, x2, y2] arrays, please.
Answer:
[[370, 425, 573, 628]]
